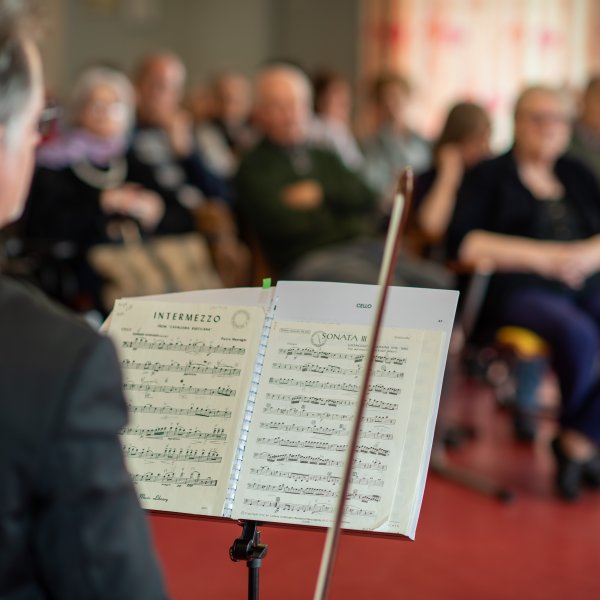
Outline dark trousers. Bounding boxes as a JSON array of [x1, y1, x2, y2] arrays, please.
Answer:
[[502, 286, 600, 442]]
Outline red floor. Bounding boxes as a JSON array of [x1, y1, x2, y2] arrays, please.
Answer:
[[149, 378, 600, 600]]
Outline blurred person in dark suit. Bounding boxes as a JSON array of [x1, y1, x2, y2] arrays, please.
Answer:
[[0, 6, 169, 598]]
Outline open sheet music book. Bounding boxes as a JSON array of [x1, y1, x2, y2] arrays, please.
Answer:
[[107, 281, 458, 540]]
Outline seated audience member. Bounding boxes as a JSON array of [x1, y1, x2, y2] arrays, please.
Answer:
[[132, 51, 231, 205], [235, 63, 451, 289], [21, 66, 200, 308], [307, 69, 363, 170], [132, 53, 249, 285], [413, 101, 491, 257], [0, 11, 168, 599], [416, 101, 545, 442], [187, 81, 216, 125], [447, 85, 600, 500], [23, 66, 246, 307], [569, 75, 600, 182], [195, 70, 257, 178], [361, 73, 432, 200]]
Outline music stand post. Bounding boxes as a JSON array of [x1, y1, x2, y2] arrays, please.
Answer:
[[229, 520, 268, 600]]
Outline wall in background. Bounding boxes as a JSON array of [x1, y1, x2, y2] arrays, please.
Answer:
[[41, 0, 361, 97], [270, 0, 361, 80]]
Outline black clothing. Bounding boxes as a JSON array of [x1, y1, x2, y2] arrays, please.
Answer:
[[0, 276, 168, 599], [17, 150, 205, 310], [131, 125, 232, 205], [446, 150, 600, 324], [23, 152, 196, 247]]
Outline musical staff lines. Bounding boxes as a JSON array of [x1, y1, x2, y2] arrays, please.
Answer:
[[124, 445, 223, 463], [262, 402, 396, 425], [250, 453, 388, 471], [259, 421, 346, 436], [122, 424, 227, 442], [122, 358, 241, 377], [129, 404, 232, 419], [256, 436, 391, 456], [265, 393, 398, 412], [278, 347, 407, 367], [278, 348, 361, 361], [268, 377, 401, 396], [109, 299, 270, 516], [123, 382, 235, 397], [258, 420, 392, 440], [247, 466, 384, 488], [248, 483, 383, 503], [122, 338, 246, 355], [242, 497, 376, 518], [133, 471, 218, 487], [271, 361, 404, 379], [248, 481, 337, 497]]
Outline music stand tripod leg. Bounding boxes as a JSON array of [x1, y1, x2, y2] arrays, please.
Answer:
[[229, 520, 268, 600]]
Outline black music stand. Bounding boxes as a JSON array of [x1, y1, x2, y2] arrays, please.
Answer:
[[229, 520, 268, 600]]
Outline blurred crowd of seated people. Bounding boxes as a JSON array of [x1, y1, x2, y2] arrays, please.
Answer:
[[2, 53, 600, 291], [235, 62, 450, 290], [1, 44, 600, 499], [446, 85, 600, 501], [2, 53, 448, 316]]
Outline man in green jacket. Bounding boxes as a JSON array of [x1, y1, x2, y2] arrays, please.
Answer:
[[236, 63, 450, 288]]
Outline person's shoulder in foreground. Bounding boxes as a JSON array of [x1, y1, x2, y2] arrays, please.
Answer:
[[0, 276, 170, 599]]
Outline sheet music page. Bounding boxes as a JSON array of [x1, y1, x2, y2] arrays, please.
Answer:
[[232, 321, 425, 529], [374, 329, 445, 538], [108, 298, 266, 516], [231, 281, 457, 535]]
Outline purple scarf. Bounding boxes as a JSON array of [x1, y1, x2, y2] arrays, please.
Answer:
[[36, 129, 129, 169]]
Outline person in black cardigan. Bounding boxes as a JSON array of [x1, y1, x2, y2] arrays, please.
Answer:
[[447, 85, 600, 501]]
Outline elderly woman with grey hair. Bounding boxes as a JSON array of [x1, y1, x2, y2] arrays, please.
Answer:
[[30, 65, 166, 234], [18, 65, 197, 309]]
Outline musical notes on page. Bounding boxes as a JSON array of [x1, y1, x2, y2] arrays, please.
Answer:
[[108, 298, 265, 516], [123, 382, 235, 397], [130, 404, 232, 419], [124, 445, 223, 463], [122, 424, 227, 442], [122, 339, 246, 355], [122, 358, 242, 377], [132, 471, 218, 488], [232, 320, 425, 530]]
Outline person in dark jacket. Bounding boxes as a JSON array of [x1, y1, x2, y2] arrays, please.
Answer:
[[0, 9, 169, 598], [447, 85, 600, 501]]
